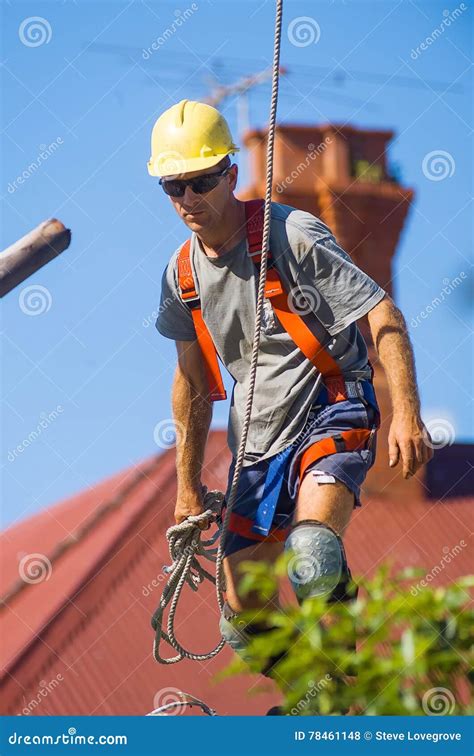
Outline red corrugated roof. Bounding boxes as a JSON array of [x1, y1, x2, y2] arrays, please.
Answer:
[[0, 430, 471, 716]]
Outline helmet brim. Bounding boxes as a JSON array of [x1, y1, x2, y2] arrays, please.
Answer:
[[147, 149, 239, 178]]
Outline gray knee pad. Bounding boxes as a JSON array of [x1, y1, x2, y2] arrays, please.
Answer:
[[285, 519, 357, 604], [219, 601, 287, 677]]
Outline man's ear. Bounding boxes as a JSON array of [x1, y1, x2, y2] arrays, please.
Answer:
[[229, 163, 238, 191]]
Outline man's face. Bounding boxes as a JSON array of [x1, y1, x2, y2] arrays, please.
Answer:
[[164, 162, 238, 232]]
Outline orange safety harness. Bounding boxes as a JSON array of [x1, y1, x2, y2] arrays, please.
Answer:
[[177, 198, 377, 499]]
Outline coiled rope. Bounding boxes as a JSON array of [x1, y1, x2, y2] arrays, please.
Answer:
[[152, 0, 283, 665], [151, 487, 225, 663]]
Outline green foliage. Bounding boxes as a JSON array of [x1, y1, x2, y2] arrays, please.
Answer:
[[219, 557, 474, 715]]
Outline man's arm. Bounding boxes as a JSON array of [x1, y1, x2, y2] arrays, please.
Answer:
[[367, 295, 433, 478], [173, 339, 212, 528]]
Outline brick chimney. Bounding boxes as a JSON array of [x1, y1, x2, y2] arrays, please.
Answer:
[[239, 123, 422, 500]]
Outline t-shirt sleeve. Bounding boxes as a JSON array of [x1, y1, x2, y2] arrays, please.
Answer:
[[155, 253, 197, 341], [294, 233, 386, 336]]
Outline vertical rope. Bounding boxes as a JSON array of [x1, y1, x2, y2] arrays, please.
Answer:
[[151, 0, 284, 666], [215, 0, 284, 612]]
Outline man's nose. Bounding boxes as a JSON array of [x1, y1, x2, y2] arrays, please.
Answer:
[[182, 184, 198, 205]]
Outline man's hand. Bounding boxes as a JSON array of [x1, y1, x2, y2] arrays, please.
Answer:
[[174, 487, 211, 530], [388, 413, 434, 478]]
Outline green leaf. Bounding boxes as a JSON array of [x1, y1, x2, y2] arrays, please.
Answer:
[[216, 565, 474, 715]]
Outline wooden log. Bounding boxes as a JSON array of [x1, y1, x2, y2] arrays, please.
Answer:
[[0, 218, 71, 298]]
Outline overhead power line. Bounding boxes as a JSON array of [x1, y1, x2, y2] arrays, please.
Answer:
[[90, 43, 465, 95]]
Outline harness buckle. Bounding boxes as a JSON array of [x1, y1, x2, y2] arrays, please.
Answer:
[[353, 379, 368, 404], [332, 433, 346, 453], [181, 291, 201, 309], [247, 249, 262, 259]]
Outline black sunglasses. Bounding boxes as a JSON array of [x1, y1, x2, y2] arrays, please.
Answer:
[[159, 165, 232, 197]]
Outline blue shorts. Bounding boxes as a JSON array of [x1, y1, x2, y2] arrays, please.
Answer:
[[222, 392, 380, 558]]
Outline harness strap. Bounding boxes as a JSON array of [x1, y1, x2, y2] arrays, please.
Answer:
[[177, 202, 378, 538], [177, 240, 227, 401], [177, 198, 345, 402], [228, 511, 290, 542], [270, 289, 342, 376], [245, 198, 266, 256], [299, 427, 373, 482], [227, 427, 374, 541], [251, 441, 294, 536], [244, 199, 343, 378]]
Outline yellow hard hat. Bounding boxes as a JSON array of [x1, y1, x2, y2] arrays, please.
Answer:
[[147, 99, 240, 178]]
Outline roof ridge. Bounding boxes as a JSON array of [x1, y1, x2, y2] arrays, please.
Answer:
[[0, 455, 162, 610]]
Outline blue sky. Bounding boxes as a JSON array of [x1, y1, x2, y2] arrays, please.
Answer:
[[1, 0, 472, 529]]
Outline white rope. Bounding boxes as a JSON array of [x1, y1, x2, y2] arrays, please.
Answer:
[[152, 0, 283, 664], [214, 0, 284, 615], [151, 487, 225, 663]]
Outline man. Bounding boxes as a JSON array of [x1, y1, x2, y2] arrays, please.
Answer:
[[150, 99, 433, 687]]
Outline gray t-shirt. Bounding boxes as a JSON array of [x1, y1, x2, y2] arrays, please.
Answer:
[[156, 201, 386, 463]]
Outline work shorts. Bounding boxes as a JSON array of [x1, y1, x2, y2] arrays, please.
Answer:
[[221, 392, 380, 559]]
